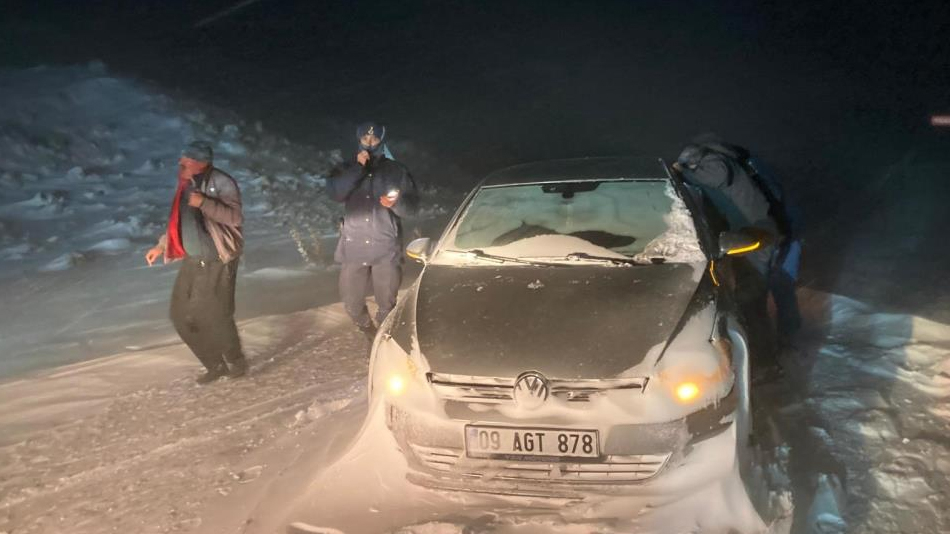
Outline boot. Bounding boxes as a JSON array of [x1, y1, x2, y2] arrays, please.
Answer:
[[358, 323, 378, 343], [196, 363, 227, 385], [227, 357, 248, 379]]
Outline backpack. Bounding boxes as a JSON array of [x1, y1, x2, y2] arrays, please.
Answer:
[[699, 142, 799, 238]]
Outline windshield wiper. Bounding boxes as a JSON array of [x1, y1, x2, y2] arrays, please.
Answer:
[[564, 252, 647, 266], [448, 249, 562, 266]]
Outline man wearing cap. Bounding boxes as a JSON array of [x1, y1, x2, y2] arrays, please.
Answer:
[[145, 141, 247, 384], [328, 123, 418, 339]]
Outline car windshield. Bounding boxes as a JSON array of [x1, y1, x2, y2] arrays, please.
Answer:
[[438, 179, 706, 265]]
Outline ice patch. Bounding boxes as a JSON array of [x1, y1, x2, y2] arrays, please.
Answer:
[[64, 166, 85, 181], [134, 158, 166, 174], [15, 190, 71, 216], [869, 467, 933, 502], [296, 397, 354, 423], [217, 140, 247, 156], [287, 524, 346, 534], [805, 474, 847, 534], [222, 124, 240, 138], [391, 523, 466, 534], [39, 252, 85, 272], [83, 216, 150, 239], [245, 267, 313, 280], [0, 243, 32, 260], [86, 238, 131, 253]]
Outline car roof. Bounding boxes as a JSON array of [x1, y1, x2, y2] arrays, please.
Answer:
[[480, 157, 670, 187]]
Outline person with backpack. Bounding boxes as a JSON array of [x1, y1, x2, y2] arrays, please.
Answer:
[[327, 123, 419, 340], [674, 138, 802, 352], [744, 155, 803, 347]]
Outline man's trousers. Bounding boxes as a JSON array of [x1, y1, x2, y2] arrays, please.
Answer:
[[170, 256, 244, 370], [339, 261, 402, 328]]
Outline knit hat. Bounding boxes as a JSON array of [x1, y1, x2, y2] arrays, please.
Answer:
[[181, 141, 213, 163], [356, 122, 386, 143]]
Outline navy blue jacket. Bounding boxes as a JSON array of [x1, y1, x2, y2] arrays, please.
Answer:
[[328, 155, 419, 265]]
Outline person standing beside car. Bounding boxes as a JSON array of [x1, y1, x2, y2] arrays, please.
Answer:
[[145, 141, 247, 384], [677, 140, 803, 347], [327, 123, 418, 340], [673, 139, 792, 374]]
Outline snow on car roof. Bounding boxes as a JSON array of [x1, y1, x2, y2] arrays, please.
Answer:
[[480, 157, 669, 186]]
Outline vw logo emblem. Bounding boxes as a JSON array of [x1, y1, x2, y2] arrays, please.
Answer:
[[513, 371, 549, 410]]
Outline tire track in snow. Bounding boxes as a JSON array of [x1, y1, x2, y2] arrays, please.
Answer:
[[0, 304, 371, 534]]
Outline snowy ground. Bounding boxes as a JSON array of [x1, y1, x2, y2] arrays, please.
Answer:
[[4, 287, 946, 534], [0, 65, 948, 533]]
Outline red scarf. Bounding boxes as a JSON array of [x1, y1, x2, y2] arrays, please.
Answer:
[[165, 175, 191, 260]]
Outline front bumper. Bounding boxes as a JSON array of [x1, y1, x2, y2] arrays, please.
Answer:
[[383, 384, 738, 497]]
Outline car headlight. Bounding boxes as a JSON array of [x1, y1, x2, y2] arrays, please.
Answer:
[[674, 381, 701, 403], [655, 335, 734, 410], [386, 374, 407, 396], [370, 334, 430, 402]]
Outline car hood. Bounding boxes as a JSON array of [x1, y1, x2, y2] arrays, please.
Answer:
[[411, 263, 708, 379]]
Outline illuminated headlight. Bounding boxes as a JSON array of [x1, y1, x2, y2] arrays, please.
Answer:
[[370, 334, 430, 402], [674, 382, 701, 403], [387, 375, 407, 396], [655, 336, 734, 411]]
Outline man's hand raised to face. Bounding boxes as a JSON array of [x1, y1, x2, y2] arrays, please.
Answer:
[[188, 191, 205, 207], [357, 150, 371, 166]]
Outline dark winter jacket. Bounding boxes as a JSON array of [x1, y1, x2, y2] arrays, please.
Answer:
[[159, 167, 244, 264], [693, 141, 801, 239], [681, 150, 775, 235], [745, 156, 802, 239], [328, 155, 418, 265]]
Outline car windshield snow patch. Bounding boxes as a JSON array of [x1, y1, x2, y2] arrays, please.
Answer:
[[440, 179, 704, 264], [632, 182, 706, 264]]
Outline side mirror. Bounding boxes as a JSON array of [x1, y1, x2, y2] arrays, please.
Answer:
[[718, 228, 770, 257], [406, 237, 432, 263]]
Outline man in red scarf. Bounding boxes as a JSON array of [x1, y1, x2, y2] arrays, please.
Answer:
[[145, 141, 247, 384]]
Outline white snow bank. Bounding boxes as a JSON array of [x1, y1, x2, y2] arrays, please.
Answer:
[[796, 289, 950, 533], [0, 62, 348, 277]]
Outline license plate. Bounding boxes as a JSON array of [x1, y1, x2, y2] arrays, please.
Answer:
[[464, 425, 600, 459]]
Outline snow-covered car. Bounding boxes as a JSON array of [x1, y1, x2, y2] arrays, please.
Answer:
[[368, 157, 767, 497]]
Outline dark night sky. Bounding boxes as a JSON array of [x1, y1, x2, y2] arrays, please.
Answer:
[[4, 0, 948, 176]]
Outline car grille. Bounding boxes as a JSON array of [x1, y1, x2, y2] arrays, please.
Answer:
[[409, 443, 670, 483], [427, 373, 648, 404]]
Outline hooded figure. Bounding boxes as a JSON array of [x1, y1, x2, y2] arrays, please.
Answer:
[[357, 122, 395, 160], [676, 137, 803, 352], [676, 141, 774, 234], [327, 123, 419, 338]]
